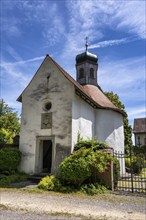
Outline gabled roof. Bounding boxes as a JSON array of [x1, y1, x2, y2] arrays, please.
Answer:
[[17, 54, 126, 116], [133, 118, 146, 133]]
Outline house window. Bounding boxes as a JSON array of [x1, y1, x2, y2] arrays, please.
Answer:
[[79, 68, 84, 79], [137, 136, 141, 146], [90, 68, 94, 78]]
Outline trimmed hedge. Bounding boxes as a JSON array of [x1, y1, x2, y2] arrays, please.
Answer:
[[0, 147, 21, 173]]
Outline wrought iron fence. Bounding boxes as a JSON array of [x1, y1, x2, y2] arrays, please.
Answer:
[[113, 149, 146, 193]]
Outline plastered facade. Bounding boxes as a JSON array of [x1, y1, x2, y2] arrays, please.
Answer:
[[19, 57, 74, 174]]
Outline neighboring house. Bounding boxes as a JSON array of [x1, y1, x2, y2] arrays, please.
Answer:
[[133, 118, 146, 146], [17, 48, 125, 174]]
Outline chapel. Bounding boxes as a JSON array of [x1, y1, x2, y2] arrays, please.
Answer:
[[17, 42, 125, 174]]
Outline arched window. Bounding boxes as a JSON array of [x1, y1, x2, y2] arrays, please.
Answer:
[[79, 68, 84, 79], [90, 68, 94, 78]]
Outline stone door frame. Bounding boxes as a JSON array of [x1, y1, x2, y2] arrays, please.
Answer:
[[35, 136, 55, 174]]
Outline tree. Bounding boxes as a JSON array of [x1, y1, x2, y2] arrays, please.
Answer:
[[0, 100, 20, 144], [104, 92, 132, 149]]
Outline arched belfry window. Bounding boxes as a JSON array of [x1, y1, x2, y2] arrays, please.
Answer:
[[90, 68, 94, 78], [79, 68, 84, 79]]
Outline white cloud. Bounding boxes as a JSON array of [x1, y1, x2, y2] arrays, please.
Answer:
[[18, 0, 57, 22], [126, 107, 146, 119], [63, 0, 145, 52], [98, 56, 145, 122], [42, 16, 66, 46], [1, 17, 22, 38], [89, 36, 139, 49], [115, 1, 146, 39], [1, 0, 66, 46], [2, 56, 45, 66], [99, 56, 145, 89], [17, 1, 66, 46], [0, 55, 46, 115], [5, 45, 22, 61], [58, 0, 145, 71], [1, 63, 29, 86]]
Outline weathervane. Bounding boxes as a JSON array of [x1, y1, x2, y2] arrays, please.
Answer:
[[85, 37, 88, 52]]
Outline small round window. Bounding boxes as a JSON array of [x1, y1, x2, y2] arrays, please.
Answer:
[[45, 102, 52, 110]]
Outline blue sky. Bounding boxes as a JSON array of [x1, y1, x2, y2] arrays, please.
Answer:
[[0, 0, 146, 131]]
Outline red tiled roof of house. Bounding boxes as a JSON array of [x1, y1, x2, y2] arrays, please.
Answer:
[[17, 54, 126, 116], [133, 118, 146, 133]]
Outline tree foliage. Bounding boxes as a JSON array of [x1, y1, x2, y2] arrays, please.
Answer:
[[104, 91, 132, 148], [0, 100, 20, 144], [0, 147, 21, 173]]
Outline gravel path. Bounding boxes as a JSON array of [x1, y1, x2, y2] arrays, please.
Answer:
[[0, 209, 82, 220], [0, 189, 145, 220]]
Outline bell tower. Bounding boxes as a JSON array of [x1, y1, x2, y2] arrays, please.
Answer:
[[76, 37, 98, 86]]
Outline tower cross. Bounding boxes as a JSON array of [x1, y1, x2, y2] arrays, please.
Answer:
[[85, 37, 88, 52]]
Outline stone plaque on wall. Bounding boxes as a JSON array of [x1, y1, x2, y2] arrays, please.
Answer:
[[41, 113, 52, 129]]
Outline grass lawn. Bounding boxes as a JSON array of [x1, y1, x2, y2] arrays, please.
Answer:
[[116, 168, 146, 193]]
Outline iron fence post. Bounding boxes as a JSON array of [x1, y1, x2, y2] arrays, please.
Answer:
[[130, 145, 134, 193]]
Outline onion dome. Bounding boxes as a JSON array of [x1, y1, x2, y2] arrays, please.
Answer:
[[76, 51, 98, 64]]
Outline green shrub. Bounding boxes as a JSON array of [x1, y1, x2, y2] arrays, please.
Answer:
[[131, 154, 144, 174], [60, 147, 113, 186], [125, 157, 131, 168], [60, 150, 91, 186], [38, 175, 62, 191], [0, 172, 27, 187], [132, 145, 146, 157], [0, 148, 21, 173], [113, 157, 120, 188], [125, 154, 145, 174], [59, 184, 78, 193], [74, 139, 109, 151], [80, 183, 107, 195]]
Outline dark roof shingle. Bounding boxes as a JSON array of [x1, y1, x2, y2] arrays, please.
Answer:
[[133, 118, 146, 133]]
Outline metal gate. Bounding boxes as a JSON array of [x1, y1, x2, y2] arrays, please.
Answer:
[[113, 149, 146, 193]]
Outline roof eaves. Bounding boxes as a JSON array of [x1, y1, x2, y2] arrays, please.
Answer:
[[75, 87, 126, 117]]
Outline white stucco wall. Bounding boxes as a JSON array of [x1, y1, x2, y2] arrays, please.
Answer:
[[72, 96, 96, 151], [72, 98, 124, 153], [95, 109, 124, 152], [19, 56, 74, 174]]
